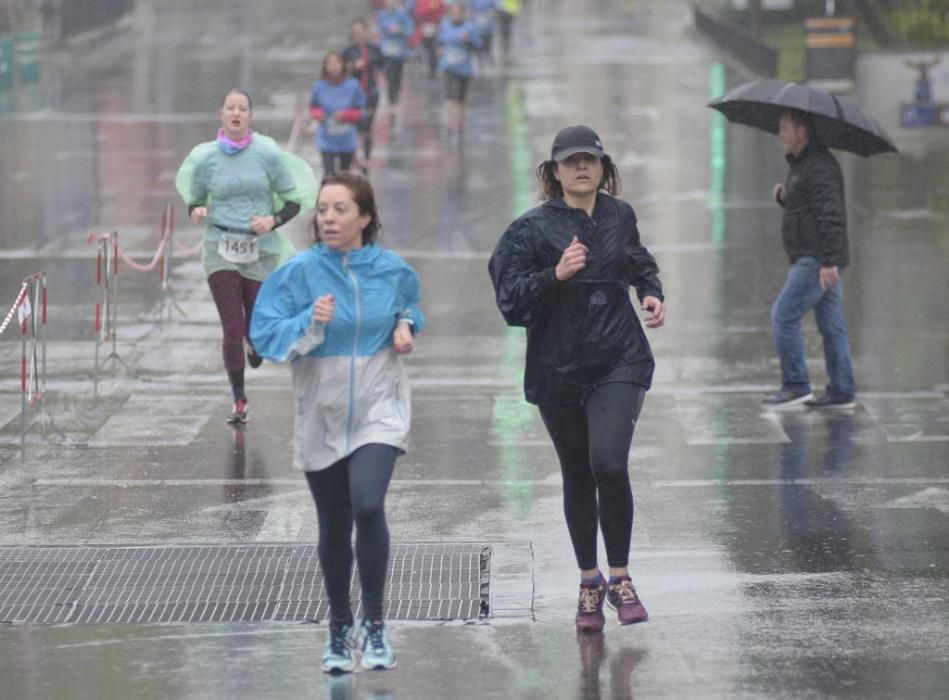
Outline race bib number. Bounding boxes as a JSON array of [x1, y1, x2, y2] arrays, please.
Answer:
[[217, 232, 259, 264], [325, 118, 355, 137], [444, 46, 467, 66], [422, 22, 437, 38], [381, 38, 402, 57]]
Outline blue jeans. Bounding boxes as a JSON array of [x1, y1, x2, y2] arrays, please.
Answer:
[[771, 257, 856, 399]]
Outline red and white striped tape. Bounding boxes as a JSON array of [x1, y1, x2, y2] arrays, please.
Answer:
[[0, 283, 28, 337]]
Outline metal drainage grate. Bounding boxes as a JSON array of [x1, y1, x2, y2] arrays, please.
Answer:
[[0, 543, 490, 624]]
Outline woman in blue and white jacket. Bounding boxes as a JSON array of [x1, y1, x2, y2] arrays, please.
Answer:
[[438, 1, 482, 135], [250, 172, 424, 674]]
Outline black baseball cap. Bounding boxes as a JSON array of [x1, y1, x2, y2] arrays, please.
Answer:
[[550, 125, 605, 162]]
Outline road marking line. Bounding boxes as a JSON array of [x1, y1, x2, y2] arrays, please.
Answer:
[[34, 477, 949, 488]]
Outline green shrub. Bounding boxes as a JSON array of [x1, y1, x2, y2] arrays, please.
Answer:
[[888, 6, 949, 45]]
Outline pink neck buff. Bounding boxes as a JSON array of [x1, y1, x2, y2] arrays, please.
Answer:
[[217, 128, 254, 155]]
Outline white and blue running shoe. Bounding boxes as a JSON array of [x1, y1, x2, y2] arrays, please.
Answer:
[[358, 619, 398, 670], [321, 621, 356, 674]]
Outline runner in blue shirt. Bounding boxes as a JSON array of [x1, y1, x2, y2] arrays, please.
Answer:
[[310, 51, 368, 175], [469, 0, 498, 67], [375, 0, 415, 125], [438, 2, 482, 136]]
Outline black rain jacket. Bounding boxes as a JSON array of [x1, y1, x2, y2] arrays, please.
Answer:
[[780, 141, 849, 267], [488, 193, 663, 406]]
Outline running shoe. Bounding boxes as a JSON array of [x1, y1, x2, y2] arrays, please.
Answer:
[[357, 619, 398, 670], [321, 621, 356, 674], [226, 397, 248, 425], [575, 578, 608, 633], [246, 347, 263, 369], [606, 577, 649, 625]]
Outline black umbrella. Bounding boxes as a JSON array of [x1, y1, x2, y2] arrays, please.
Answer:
[[708, 79, 898, 157]]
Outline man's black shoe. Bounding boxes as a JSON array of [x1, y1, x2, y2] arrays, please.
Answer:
[[762, 387, 814, 408], [805, 393, 856, 410]]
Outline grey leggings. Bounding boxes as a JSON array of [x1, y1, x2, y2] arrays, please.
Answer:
[[305, 443, 398, 624], [539, 382, 646, 571]]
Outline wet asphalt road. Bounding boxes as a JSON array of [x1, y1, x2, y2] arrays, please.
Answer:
[[1, 0, 948, 698]]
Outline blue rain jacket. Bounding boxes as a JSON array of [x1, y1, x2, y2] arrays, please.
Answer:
[[250, 243, 425, 471], [470, 0, 498, 36], [309, 78, 367, 155], [438, 20, 482, 77], [375, 9, 415, 59]]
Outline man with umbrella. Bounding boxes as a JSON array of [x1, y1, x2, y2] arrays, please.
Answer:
[[767, 108, 855, 409], [709, 80, 897, 410]]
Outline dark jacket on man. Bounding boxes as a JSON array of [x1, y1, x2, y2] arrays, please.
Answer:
[[488, 193, 663, 405], [779, 141, 849, 267]]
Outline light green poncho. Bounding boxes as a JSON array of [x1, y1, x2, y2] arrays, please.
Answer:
[[175, 134, 318, 281]]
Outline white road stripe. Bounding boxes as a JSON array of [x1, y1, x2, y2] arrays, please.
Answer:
[[33, 477, 949, 488]]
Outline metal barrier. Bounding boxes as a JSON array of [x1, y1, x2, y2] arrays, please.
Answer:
[[286, 93, 307, 153], [155, 202, 187, 324], [88, 206, 203, 391], [0, 272, 47, 449], [91, 230, 129, 396]]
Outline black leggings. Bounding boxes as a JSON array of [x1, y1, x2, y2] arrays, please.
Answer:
[[321, 151, 353, 175], [384, 58, 405, 106], [305, 443, 398, 624], [359, 92, 380, 160], [538, 382, 646, 571]]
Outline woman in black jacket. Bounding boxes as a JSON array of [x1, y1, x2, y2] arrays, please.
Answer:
[[489, 125, 664, 633]]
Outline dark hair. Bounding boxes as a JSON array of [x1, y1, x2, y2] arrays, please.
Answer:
[[536, 153, 621, 200], [321, 50, 348, 80], [783, 109, 815, 140], [313, 172, 381, 245], [220, 88, 252, 110], [351, 17, 367, 31]]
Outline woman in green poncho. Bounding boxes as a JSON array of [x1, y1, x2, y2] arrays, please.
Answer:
[[176, 88, 317, 424]]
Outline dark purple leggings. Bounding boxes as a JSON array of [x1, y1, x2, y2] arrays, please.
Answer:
[[207, 270, 261, 371]]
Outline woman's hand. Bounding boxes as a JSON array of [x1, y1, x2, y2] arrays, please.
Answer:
[[250, 214, 275, 234], [190, 206, 208, 224], [555, 235, 588, 282], [312, 294, 335, 324], [392, 321, 414, 354], [642, 296, 665, 328]]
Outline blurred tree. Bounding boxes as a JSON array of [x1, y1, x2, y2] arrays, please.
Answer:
[[851, 0, 897, 44], [885, 0, 949, 44]]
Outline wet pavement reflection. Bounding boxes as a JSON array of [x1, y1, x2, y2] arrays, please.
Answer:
[[1, 0, 948, 698]]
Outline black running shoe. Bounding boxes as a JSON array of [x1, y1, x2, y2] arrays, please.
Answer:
[[246, 347, 263, 369]]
